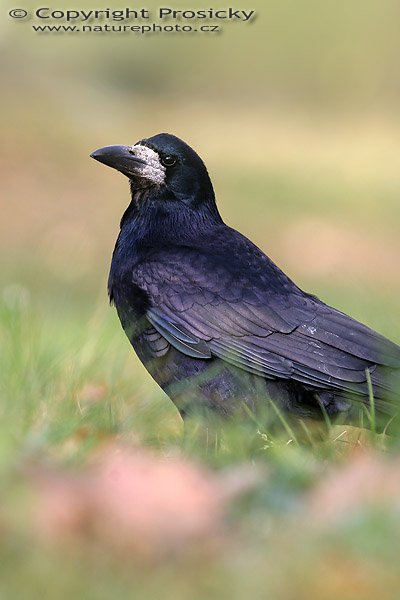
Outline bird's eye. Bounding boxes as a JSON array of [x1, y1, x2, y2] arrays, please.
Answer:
[[161, 155, 177, 167]]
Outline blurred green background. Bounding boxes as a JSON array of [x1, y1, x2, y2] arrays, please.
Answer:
[[1, 1, 400, 598], [2, 0, 400, 327]]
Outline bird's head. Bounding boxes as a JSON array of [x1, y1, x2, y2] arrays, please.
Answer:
[[90, 133, 217, 212]]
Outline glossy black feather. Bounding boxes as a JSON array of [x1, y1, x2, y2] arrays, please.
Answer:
[[132, 242, 399, 398], [100, 133, 400, 425]]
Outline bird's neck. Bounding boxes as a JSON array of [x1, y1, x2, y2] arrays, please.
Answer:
[[118, 185, 223, 248], [109, 186, 223, 302]]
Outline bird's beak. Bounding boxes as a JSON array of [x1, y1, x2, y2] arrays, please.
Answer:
[[90, 145, 147, 177]]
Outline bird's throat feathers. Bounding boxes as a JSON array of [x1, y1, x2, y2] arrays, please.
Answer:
[[119, 182, 223, 244], [109, 184, 223, 304]]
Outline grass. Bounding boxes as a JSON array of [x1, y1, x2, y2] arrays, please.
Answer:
[[1, 129, 400, 597], [1, 277, 400, 600]]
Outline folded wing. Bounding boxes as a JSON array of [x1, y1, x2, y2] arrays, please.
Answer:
[[134, 243, 400, 402]]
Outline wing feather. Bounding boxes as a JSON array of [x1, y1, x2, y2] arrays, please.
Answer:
[[131, 240, 400, 400]]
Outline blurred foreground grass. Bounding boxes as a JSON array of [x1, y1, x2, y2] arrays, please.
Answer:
[[1, 284, 400, 600]]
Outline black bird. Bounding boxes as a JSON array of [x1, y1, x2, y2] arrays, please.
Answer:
[[91, 133, 400, 428]]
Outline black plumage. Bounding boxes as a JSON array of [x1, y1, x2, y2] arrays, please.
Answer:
[[91, 133, 400, 426]]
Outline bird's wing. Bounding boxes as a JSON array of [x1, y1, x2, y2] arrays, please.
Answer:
[[134, 243, 400, 398]]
